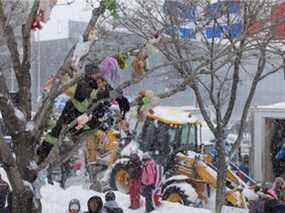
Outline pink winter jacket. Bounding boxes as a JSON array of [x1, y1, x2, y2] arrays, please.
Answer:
[[142, 160, 155, 185]]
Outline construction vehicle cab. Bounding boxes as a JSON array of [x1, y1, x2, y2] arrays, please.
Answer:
[[138, 106, 201, 161]]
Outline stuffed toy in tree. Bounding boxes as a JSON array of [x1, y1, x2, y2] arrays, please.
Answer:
[[115, 52, 128, 69], [131, 32, 161, 81], [131, 51, 147, 81], [99, 57, 120, 81], [137, 90, 160, 121]]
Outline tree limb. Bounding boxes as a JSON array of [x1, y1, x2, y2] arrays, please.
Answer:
[[0, 70, 24, 136], [229, 46, 267, 159], [0, 131, 25, 192]]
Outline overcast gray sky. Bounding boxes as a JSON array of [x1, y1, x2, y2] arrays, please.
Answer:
[[35, 0, 92, 41]]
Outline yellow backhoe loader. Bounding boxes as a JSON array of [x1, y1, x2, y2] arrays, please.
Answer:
[[109, 106, 257, 208]]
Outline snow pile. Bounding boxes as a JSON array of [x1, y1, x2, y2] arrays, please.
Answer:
[[222, 206, 249, 213], [41, 184, 212, 213]]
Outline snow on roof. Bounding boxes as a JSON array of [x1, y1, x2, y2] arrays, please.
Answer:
[[256, 102, 285, 111], [150, 106, 201, 125]]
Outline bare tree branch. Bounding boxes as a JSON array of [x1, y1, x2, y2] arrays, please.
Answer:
[[229, 45, 267, 159], [0, 71, 24, 135]]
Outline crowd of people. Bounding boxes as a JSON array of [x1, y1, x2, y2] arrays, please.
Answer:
[[66, 151, 160, 213], [0, 150, 160, 213], [249, 177, 285, 213], [67, 191, 123, 213]]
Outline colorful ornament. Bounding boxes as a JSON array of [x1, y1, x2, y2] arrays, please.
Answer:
[[131, 52, 146, 81], [43, 75, 56, 93], [137, 90, 160, 121], [99, 56, 120, 82], [32, 0, 57, 31], [115, 52, 128, 69], [75, 113, 92, 130], [131, 32, 161, 81], [54, 95, 68, 111]]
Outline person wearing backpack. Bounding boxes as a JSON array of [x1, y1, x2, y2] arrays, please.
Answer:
[[141, 153, 156, 213], [127, 151, 142, 209], [102, 191, 123, 213]]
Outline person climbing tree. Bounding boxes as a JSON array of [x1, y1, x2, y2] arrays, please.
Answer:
[[36, 63, 130, 163]]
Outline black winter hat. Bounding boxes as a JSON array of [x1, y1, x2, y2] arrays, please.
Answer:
[[105, 191, 116, 201], [85, 63, 100, 76], [87, 196, 103, 211], [68, 199, 81, 211]]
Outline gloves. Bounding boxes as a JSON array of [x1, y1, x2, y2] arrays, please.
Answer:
[[116, 96, 130, 118]]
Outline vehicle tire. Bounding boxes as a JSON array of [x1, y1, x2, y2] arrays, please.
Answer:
[[162, 182, 200, 206], [109, 158, 130, 194]]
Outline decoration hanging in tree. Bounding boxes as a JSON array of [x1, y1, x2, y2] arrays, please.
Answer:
[[43, 75, 56, 93], [75, 113, 92, 130], [131, 32, 161, 81], [115, 52, 128, 69], [137, 90, 160, 121], [32, 0, 58, 30], [99, 56, 120, 84], [131, 50, 147, 81]]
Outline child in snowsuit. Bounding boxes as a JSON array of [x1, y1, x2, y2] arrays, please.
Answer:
[[0, 174, 10, 213], [127, 152, 142, 209], [142, 153, 156, 213], [102, 191, 123, 213], [37, 63, 130, 162], [84, 196, 103, 213], [68, 199, 81, 213]]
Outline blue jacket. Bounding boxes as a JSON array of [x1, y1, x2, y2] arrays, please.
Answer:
[[276, 147, 285, 161]]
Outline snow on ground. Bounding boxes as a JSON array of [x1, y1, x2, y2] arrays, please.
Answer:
[[41, 183, 212, 213]]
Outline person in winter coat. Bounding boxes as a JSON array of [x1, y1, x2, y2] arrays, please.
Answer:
[[36, 63, 130, 163], [0, 174, 10, 213], [68, 199, 81, 213], [272, 177, 285, 201], [84, 196, 103, 213], [262, 182, 280, 213], [141, 152, 156, 213], [127, 151, 142, 209], [102, 191, 123, 213]]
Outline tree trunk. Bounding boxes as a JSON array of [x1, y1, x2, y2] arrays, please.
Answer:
[[10, 189, 36, 213], [215, 130, 227, 213], [14, 134, 37, 182], [10, 134, 40, 213]]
